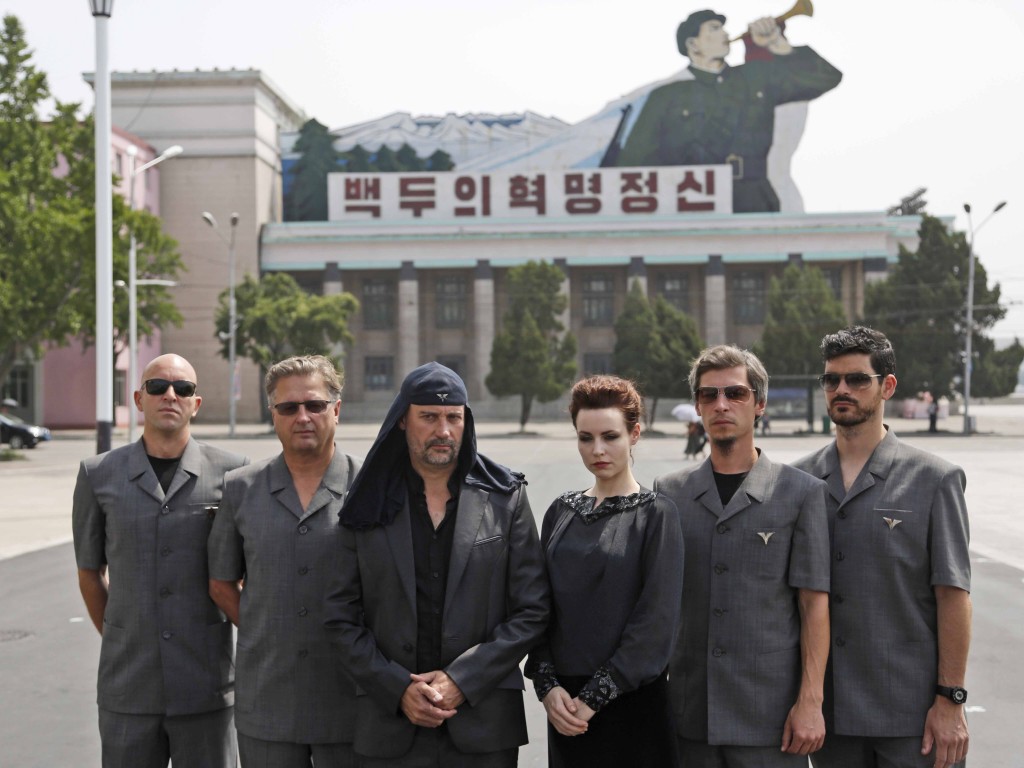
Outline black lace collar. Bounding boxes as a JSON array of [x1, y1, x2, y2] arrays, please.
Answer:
[[559, 489, 655, 524]]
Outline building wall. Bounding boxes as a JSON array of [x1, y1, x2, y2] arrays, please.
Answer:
[[102, 69, 306, 424]]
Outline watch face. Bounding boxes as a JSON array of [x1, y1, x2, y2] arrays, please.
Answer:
[[952, 688, 968, 704]]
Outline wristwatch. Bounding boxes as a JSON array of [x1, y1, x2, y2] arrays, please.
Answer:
[[936, 685, 968, 704]]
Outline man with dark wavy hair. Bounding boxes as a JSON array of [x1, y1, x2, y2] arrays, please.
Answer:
[[794, 326, 971, 768]]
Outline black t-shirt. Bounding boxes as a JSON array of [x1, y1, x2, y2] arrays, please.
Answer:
[[147, 455, 181, 494], [713, 471, 748, 507]]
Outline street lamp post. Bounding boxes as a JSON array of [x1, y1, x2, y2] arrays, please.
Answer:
[[125, 144, 182, 443], [90, 0, 114, 454], [201, 212, 241, 437], [962, 200, 1007, 435]]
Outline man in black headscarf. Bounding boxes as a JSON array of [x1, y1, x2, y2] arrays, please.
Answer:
[[325, 362, 549, 767]]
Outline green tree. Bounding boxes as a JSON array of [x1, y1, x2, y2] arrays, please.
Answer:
[[340, 144, 371, 172], [755, 263, 848, 376], [0, 15, 184, 388], [287, 118, 339, 221], [214, 273, 359, 369], [863, 214, 1014, 397], [613, 282, 702, 426], [395, 143, 422, 171], [486, 261, 577, 429], [426, 149, 455, 171], [647, 296, 703, 425], [612, 281, 657, 383], [970, 337, 1024, 398]]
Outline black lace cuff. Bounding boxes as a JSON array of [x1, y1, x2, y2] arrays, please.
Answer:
[[577, 665, 623, 712], [530, 661, 561, 702]]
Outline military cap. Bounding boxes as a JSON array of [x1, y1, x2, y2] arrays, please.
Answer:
[[677, 9, 727, 55]]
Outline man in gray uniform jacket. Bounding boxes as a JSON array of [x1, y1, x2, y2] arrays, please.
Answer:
[[793, 327, 971, 768], [654, 345, 831, 766], [73, 354, 248, 768], [209, 355, 360, 767]]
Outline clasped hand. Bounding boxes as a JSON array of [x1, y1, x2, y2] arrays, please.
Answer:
[[400, 670, 465, 728]]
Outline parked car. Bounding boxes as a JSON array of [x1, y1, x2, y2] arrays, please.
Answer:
[[0, 413, 51, 449]]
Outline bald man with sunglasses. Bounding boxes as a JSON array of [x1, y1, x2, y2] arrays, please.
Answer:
[[793, 327, 971, 768], [73, 353, 249, 768], [208, 355, 361, 767], [653, 344, 831, 767]]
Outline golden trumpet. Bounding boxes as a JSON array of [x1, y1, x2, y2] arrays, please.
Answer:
[[728, 0, 814, 42]]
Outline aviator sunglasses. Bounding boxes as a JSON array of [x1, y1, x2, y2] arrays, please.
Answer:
[[271, 399, 335, 416], [143, 378, 197, 397], [817, 373, 883, 392], [695, 385, 754, 405]]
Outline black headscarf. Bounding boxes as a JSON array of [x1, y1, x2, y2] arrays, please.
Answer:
[[339, 362, 525, 529]]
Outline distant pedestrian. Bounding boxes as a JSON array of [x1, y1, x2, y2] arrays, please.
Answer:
[[526, 375, 683, 767], [684, 421, 707, 459], [928, 394, 939, 433]]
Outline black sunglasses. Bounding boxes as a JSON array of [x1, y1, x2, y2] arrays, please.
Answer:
[[143, 379, 197, 397], [272, 399, 335, 416], [818, 373, 883, 392], [695, 385, 754, 404]]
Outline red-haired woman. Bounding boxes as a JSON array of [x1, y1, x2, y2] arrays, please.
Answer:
[[526, 375, 684, 767]]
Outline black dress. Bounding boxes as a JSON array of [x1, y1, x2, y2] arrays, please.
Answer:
[[525, 489, 684, 767]]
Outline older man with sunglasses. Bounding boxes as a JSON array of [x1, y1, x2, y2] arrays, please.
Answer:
[[72, 353, 249, 768], [793, 327, 971, 768], [208, 355, 360, 767], [654, 344, 831, 767]]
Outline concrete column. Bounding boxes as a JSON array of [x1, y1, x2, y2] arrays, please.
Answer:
[[397, 261, 420, 376], [324, 261, 343, 295], [473, 260, 495, 400], [628, 256, 647, 296], [704, 255, 727, 345], [554, 258, 570, 332]]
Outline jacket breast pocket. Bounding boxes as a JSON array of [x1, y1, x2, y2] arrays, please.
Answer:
[[872, 508, 923, 563], [745, 526, 793, 580], [188, 501, 220, 521]]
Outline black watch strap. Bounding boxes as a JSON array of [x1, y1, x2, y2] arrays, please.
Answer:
[[936, 685, 968, 704]]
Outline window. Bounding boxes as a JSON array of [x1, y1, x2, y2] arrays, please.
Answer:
[[435, 275, 467, 329], [436, 355, 466, 381], [582, 273, 614, 326], [362, 279, 396, 330], [821, 267, 843, 300], [731, 271, 766, 325], [364, 357, 394, 391], [1, 365, 30, 406], [583, 353, 613, 375], [114, 370, 127, 407], [658, 274, 690, 313]]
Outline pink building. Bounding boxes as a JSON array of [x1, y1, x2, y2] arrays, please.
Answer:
[[33, 127, 167, 429]]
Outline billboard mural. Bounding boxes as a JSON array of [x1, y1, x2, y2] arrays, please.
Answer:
[[604, 6, 841, 213], [286, 3, 842, 220]]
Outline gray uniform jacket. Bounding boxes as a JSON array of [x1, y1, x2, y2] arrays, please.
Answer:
[[654, 451, 830, 746], [207, 448, 360, 744], [324, 479, 550, 759], [792, 429, 971, 737], [72, 438, 248, 716]]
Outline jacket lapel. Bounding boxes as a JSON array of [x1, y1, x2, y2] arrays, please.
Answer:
[[837, 427, 896, 510], [384, 497, 417, 614], [268, 455, 306, 520], [444, 484, 487, 619], [164, 438, 201, 504], [128, 439, 164, 503]]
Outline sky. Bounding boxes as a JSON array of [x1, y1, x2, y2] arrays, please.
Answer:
[[6, 0, 1024, 338]]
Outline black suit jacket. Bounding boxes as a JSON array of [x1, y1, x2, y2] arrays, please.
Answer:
[[325, 478, 549, 758]]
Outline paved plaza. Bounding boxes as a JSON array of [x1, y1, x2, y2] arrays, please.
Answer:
[[2, 402, 1023, 765]]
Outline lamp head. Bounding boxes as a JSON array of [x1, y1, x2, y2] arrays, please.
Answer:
[[202, 212, 217, 228], [963, 203, 971, 214], [995, 201, 1007, 213], [162, 145, 184, 159], [89, 0, 114, 18], [230, 212, 240, 228]]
